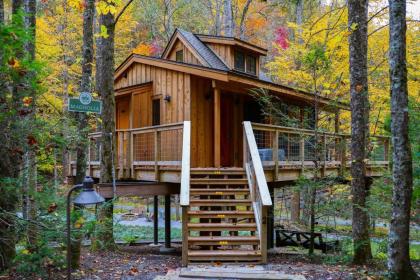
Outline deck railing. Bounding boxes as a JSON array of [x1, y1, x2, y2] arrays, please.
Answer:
[[80, 122, 185, 179], [251, 122, 390, 179], [243, 121, 272, 263]]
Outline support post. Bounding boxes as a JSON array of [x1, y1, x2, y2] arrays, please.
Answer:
[[261, 206, 268, 264], [267, 187, 274, 250], [181, 207, 188, 266], [153, 195, 159, 245], [164, 195, 171, 248], [214, 87, 221, 168]]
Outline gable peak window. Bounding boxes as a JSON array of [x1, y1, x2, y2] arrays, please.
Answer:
[[234, 50, 257, 75], [176, 50, 183, 62]]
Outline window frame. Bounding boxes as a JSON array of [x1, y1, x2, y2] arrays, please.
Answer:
[[234, 49, 257, 75], [175, 49, 184, 62]]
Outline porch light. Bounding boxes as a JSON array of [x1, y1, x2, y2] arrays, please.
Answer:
[[164, 95, 171, 102], [66, 176, 104, 279], [73, 177, 105, 206]]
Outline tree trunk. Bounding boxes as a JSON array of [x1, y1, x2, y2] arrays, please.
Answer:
[[387, 1, 418, 279], [12, 0, 23, 15], [96, 9, 116, 247], [348, 0, 372, 264], [75, 0, 95, 184], [23, 0, 38, 248], [214, 0, 222, 35], [223, 0, 234, 37], [290, 189, 300, 223], [0, 0, 4, 24], [238, 0, 252, 40]]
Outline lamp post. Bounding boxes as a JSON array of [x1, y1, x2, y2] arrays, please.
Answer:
[[67, 176, 104, 279]]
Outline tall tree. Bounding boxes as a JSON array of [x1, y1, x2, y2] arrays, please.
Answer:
[[0, 0, 3, 24], [75, 0, 95, 184], [387, 1, 418, 279], [348, 0, 372, 264], [23, 0, 38, 247], [95, 0, 133, 248], [238, 0, 252, 39], [223, 0, 234, 36]]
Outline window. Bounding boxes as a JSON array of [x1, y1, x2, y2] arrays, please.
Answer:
[[234, 51, 245, 72], [152, 99, 160, 126], [246, 55, 256, 74], [234, 50, 257, 75], [175, 50, 183, 62]]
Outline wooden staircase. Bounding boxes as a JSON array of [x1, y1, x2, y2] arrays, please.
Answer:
[[184, 169, 262, 264], [180, 122, 272, 266]]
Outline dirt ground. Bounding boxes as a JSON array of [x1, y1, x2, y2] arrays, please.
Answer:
[[4, 244, 419, 280], [72, 245, 394, 280]]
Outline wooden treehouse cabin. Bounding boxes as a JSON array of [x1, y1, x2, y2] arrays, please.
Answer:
[[70, 29, 389, 265]]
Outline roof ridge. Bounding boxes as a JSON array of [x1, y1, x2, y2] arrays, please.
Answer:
[[176, 29, 229, 71]]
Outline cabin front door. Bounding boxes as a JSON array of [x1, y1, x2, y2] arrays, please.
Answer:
[[116, 97, 130, 129], [220, 94, 234, 167]]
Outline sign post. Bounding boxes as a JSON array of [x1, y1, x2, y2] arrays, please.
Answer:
[[68, 92, 102, 114]]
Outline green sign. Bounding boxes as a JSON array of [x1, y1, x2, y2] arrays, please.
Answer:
[[68, 92, 102, 113]]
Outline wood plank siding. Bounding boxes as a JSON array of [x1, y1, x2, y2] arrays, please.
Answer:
[[167, 39, 202, 65], [115, 63, 191, 126], [206, 43, 233, 68]]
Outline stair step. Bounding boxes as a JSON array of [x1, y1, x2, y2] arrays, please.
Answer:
[[187, 210, 254, 218], [190, 168, 245, 176], [190, 178, 248, 185], [188, 236, 259, 245], [188, 250, 261, 261], [190, 188, 249, 195], [190, 199, 251, 206], [188, 223, 257, 231]]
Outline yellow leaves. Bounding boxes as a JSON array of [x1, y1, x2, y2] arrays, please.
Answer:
[[97, 25, 109, 39], [96, 0, 121, 16], [350, 22, 359, 31], [132, 43, 153, 56], [74, 217, 85, 229], [69, 0, 84, 11], [21, 249, 30, 255]]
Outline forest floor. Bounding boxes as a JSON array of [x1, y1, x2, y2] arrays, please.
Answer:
[[6, 244, 413, 280]]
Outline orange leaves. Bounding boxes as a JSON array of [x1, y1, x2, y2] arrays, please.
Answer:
[[8, 57, 20, 68], [47, 203, 58, 213], [27, 135, 38, 146], [23, 96, 33, 107], [132, 43, 153, 56]]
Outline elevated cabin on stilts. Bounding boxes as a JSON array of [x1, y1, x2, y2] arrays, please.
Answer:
[[70, 29, 390, 265]]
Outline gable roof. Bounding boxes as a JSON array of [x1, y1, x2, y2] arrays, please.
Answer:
[[161, 29, 229, 71]]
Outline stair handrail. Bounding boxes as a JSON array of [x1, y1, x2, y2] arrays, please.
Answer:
[[180, 121, 191, 206], [243, 121, 272, 206]]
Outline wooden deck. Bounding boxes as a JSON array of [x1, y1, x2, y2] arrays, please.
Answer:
[[70, 122, 389, 183]]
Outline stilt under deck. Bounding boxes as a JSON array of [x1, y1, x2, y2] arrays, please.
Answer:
[[70, 121, 389, 265]]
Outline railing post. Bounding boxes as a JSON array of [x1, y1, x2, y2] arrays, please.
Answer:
[[273, 130, 279, 181], [124, 132, 131, 178], [154, 130, 159, 181], [118, 132, 124, 178], [300, 136, 305, 169]]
